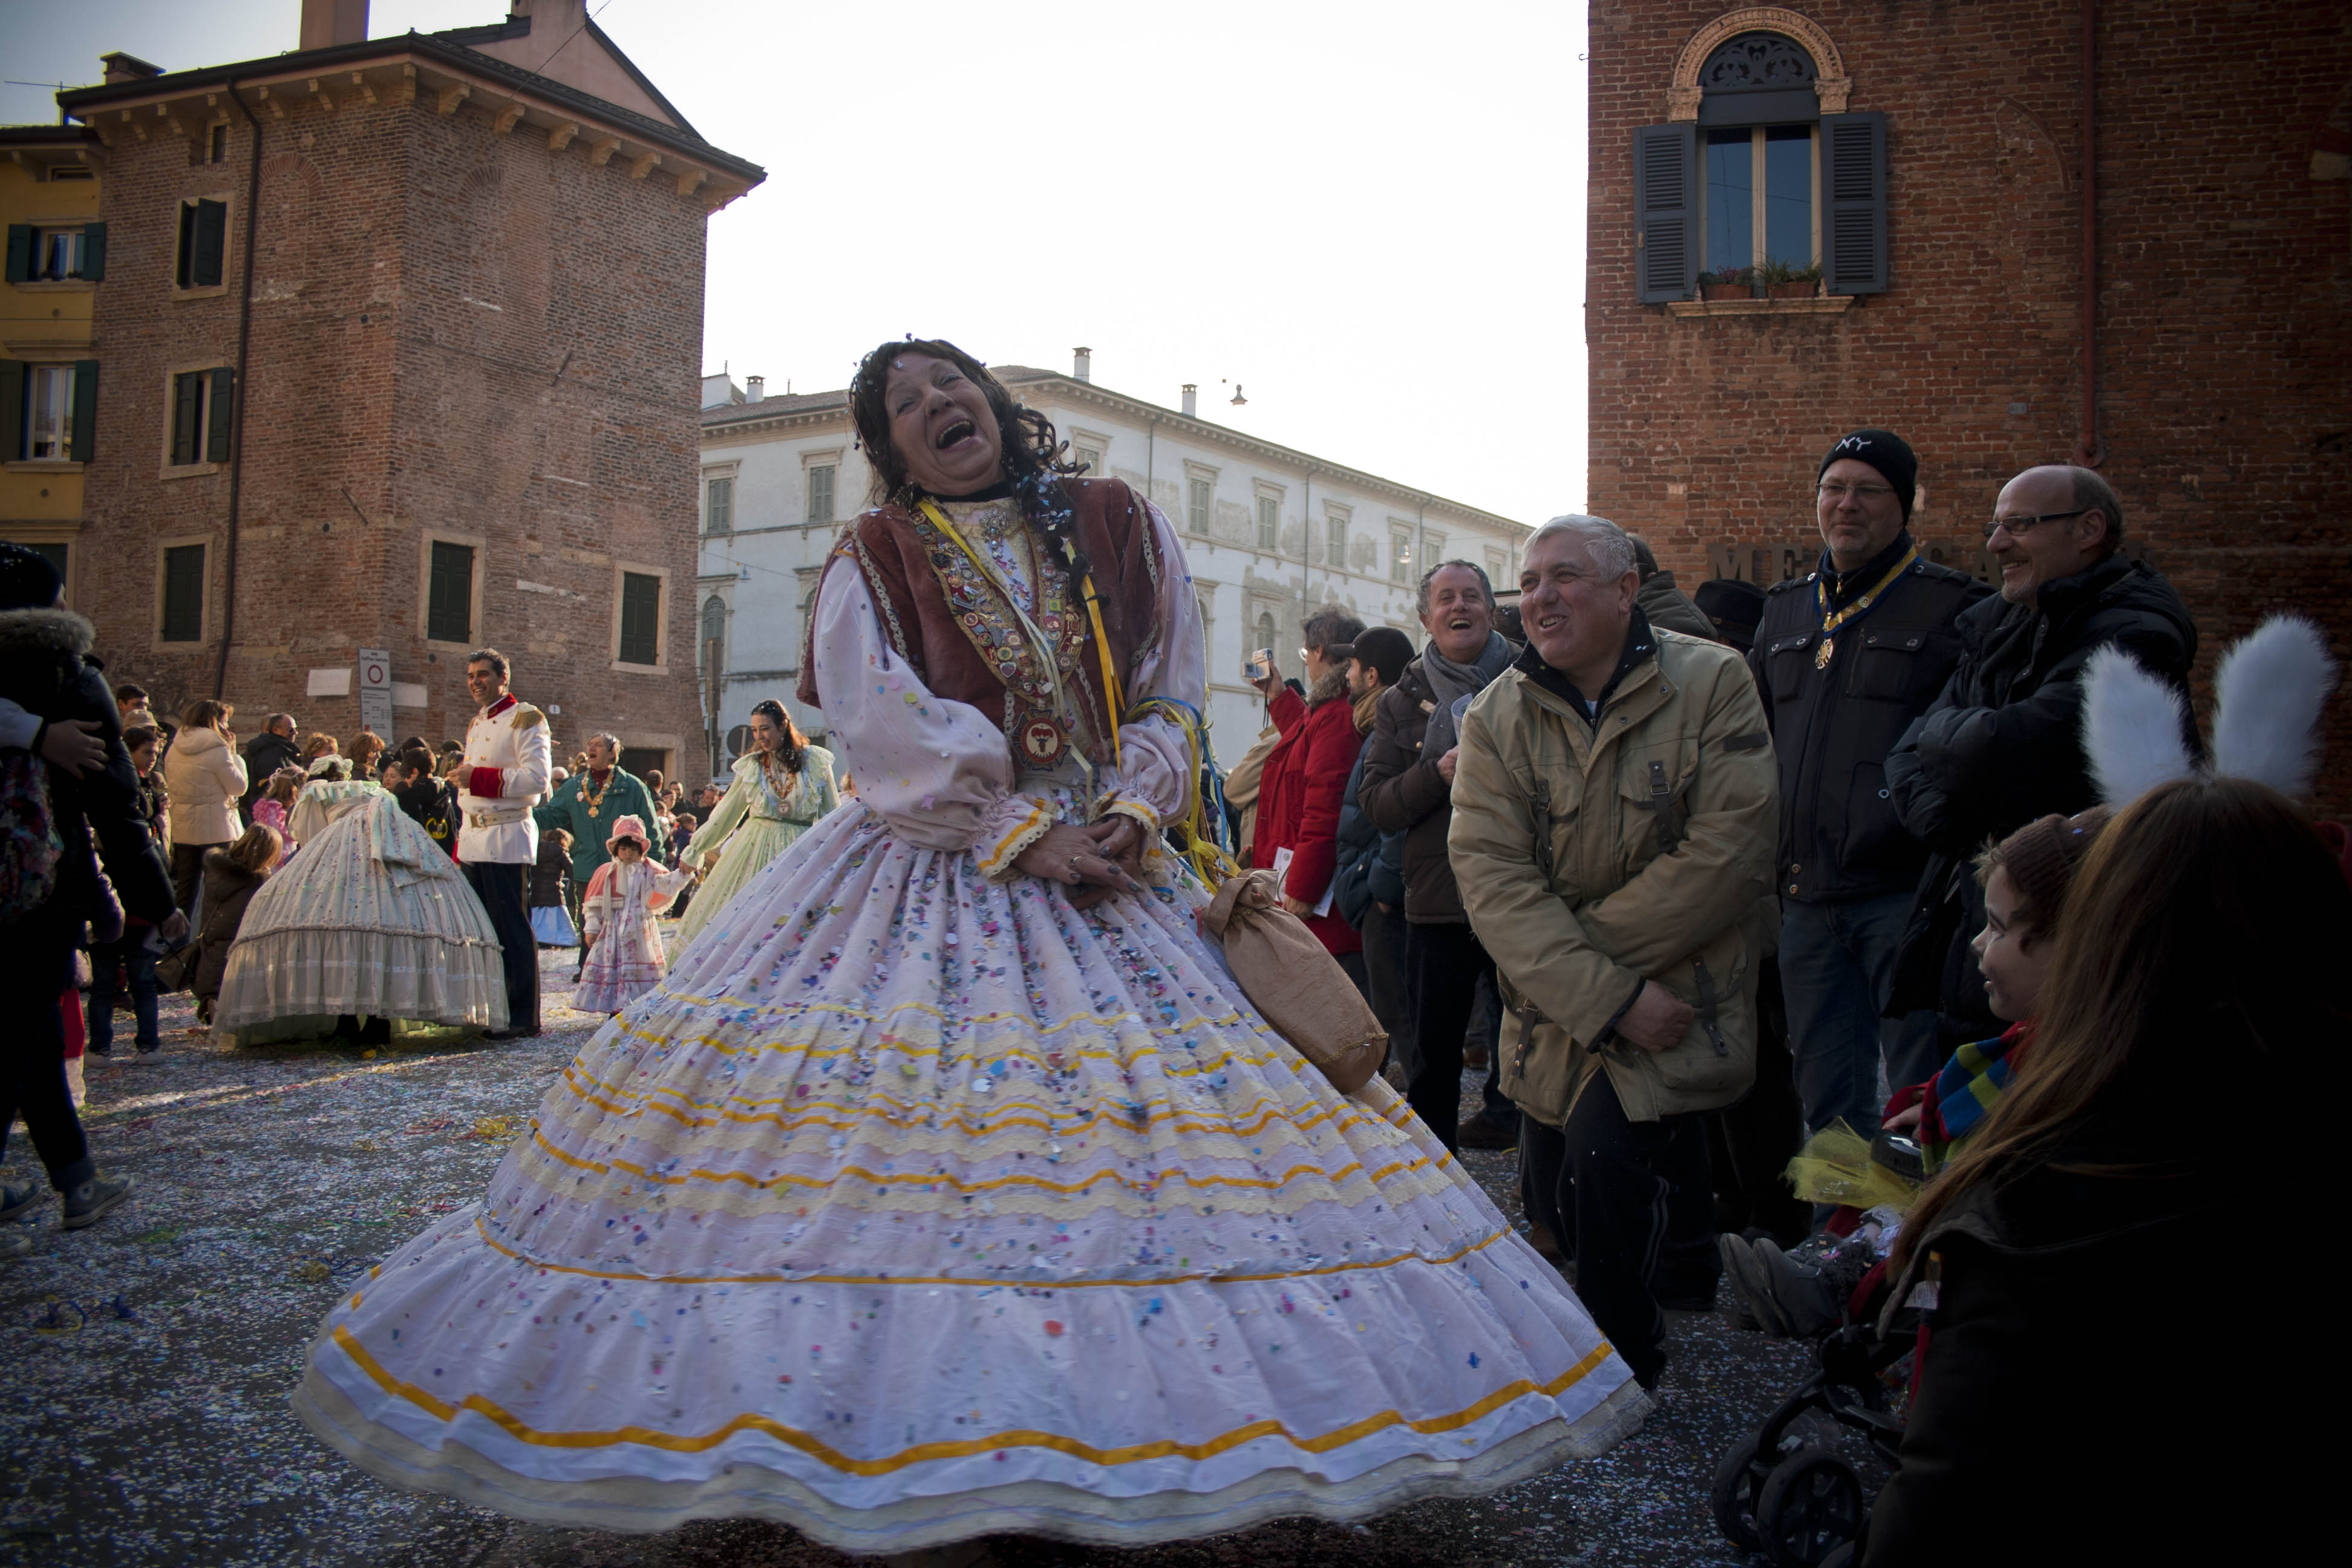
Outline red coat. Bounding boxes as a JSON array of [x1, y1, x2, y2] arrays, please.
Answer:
[[1251, 683, 1366, 956]]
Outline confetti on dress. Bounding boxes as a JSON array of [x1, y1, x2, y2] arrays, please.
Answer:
[[292, 491, 1644, 1553]]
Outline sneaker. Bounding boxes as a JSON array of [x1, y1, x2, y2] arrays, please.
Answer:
[[1457, 1111, 1517, 1150], [1719, 1232, 1793, 1336], [1, 1181, 39, 1224], [61, 1173, 134, 1230], [1752, 1231, 1877, 1338], [131, 1047, 163, 1065]]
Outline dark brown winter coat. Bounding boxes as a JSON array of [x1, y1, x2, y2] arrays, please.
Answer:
[[194, 849, 269, 1001]]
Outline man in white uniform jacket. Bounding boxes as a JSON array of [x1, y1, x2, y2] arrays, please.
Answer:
[[458, 648, 551, 1038]]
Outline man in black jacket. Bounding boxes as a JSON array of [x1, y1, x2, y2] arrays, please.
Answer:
[[240, 712, 301, 813], [0, 546, 183, 1250], [1751, 430, 1991, 1135], [1884, 464, 2195, 1063]]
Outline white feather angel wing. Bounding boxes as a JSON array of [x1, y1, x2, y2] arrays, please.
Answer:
[[2211, 615, 2338, 799], [2082, 645, 2194, 808]]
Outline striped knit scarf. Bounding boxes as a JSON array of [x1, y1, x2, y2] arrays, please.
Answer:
[[1918, 1021, 2030, 1172]]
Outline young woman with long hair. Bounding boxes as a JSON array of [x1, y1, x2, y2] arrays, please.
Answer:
[[1867, 775, 2347, 1563], [672, 696, 840, 946]]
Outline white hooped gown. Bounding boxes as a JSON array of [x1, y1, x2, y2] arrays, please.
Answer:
[[292, 491, 1645, 1552]]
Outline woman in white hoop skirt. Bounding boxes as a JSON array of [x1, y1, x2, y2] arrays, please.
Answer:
[[293, 339, 1644, 1555], [212, 757, 505, 1046]]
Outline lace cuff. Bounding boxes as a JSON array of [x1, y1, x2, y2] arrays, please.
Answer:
[[974, 792, 1055, 880]]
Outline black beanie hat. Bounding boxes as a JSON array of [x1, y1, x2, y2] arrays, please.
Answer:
[[1328, 626, 1414, 688], [1818, 428, 1918, 519], [0, 542, 64, 611]]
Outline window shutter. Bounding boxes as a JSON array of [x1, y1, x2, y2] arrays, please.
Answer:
[[70, 359, 97, 463], [3, 226, 28, 284], [0, 361, 22, 463], [1821, 112, 1889, 295], [206, 367, 235, 462], [170, 373, 200, 464], [1633, 123, 1697, 304], [192, 199, 227, 288], [80, 222, 105, 281]]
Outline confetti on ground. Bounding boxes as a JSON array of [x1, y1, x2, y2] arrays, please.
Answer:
[[5, 942, 1830, 1566]]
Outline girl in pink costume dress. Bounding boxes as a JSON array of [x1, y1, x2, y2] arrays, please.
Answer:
[[573, 814, 694, 1015]]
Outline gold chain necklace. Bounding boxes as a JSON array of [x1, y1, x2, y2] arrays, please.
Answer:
[[580, 768, 614, 820], [1812, 545, 1919, 670]]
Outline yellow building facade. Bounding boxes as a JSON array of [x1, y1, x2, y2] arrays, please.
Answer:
[[1, 125, 103, 604]]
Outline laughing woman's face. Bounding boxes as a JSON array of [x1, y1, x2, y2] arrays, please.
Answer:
[[884, 353, 1005, 497]]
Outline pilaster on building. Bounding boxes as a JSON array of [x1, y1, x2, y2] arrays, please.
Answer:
[[25, 0, 762, 779]]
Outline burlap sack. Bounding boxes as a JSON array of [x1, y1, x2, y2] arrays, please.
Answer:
[[1201, 869, 1386, 1094]]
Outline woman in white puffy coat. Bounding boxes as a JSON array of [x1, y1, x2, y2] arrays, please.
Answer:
[[161, 699, 247, 916]]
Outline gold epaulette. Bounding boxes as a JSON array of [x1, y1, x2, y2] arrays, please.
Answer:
[[511, 704, 545, 730]]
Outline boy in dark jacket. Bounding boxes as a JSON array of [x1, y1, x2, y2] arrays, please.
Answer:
[[0, 546, 180, 1248]]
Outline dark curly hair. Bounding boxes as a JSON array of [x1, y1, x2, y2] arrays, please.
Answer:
[[847, 337, 1094, 579], [750, 697, 808, 774]]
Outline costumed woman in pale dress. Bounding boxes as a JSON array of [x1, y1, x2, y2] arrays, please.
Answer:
[[574, 814, 696, 1014], [673, 697, 840, 947], [293, 339, 1642, 1555], [211, 757, 507, 1047]]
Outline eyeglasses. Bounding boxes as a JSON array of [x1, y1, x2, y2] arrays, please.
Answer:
[[1981, 508, 2091, 541], [1818, 482, 1897, 503]]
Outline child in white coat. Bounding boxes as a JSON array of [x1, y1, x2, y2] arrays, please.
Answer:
[[574, 815, 695, 1014]]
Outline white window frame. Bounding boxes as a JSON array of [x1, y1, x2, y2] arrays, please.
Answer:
[[1253, 484, 1284, 552], [22, 362, 75, 462], [417, 529, 488, 652], [30, 225, 86, 283], [701, 459, 740, 535], [611, 560, 673, 675], [1183, 461, 1218, 536], [802, 446, 844, 527], [1324, 503, 1353, 571], [1391, 529, 1413, 584], [1702, 123, 1823, 276], [1070, 426, 1111, 478]]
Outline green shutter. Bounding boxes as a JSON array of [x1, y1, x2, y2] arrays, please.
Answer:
[[1821, 112, 1889, 295], [3, 226, 28, 284], [161, 544, 205, 641], [69, 359, 97, 463], [206, 367, 234, 463], [171, 372, 200, 465], [79, 222, 105, 281], [618, 572, 661, 665], [1633, 123, 1698, 303], [192, 200, 227, 288], [428, 541, 474, 642], [175, 203, 195, 288], [0, 361, 22, 463]]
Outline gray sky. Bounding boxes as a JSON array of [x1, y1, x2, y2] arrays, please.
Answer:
[[1, 0, 1590, 524]]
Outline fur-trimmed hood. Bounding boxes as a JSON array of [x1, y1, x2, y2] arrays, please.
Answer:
[[0, 604, 95, 658]]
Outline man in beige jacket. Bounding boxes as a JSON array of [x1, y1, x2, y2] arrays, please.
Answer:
[[1450, 515, 1778, 1388]]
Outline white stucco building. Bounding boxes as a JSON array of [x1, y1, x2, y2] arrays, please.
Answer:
[[692, 355, 1530, 779]]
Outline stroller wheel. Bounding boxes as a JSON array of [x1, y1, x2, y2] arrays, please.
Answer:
[[1710, 1431, 1769, 1552], [1757, 1446, 1864, 1567]]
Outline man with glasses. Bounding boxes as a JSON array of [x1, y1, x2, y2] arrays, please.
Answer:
[[1884, 463, 2194, 1069], [1751, 430, 1990, 1144]]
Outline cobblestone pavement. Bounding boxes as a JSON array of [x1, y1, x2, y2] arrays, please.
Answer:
[[4, 944, 1822, 1567]]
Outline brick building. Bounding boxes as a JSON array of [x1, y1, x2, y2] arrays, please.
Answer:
[[1588, 2, 2352, 810], [50, 0, 761, 776]]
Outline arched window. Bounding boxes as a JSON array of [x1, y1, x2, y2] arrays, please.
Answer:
[[1635, 10, 1884, 303], [700, 595, 726, 663], [1254, 611, 1278, 659]]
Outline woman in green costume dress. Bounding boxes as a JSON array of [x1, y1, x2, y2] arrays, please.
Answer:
[[674, 698, 840, 947]]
